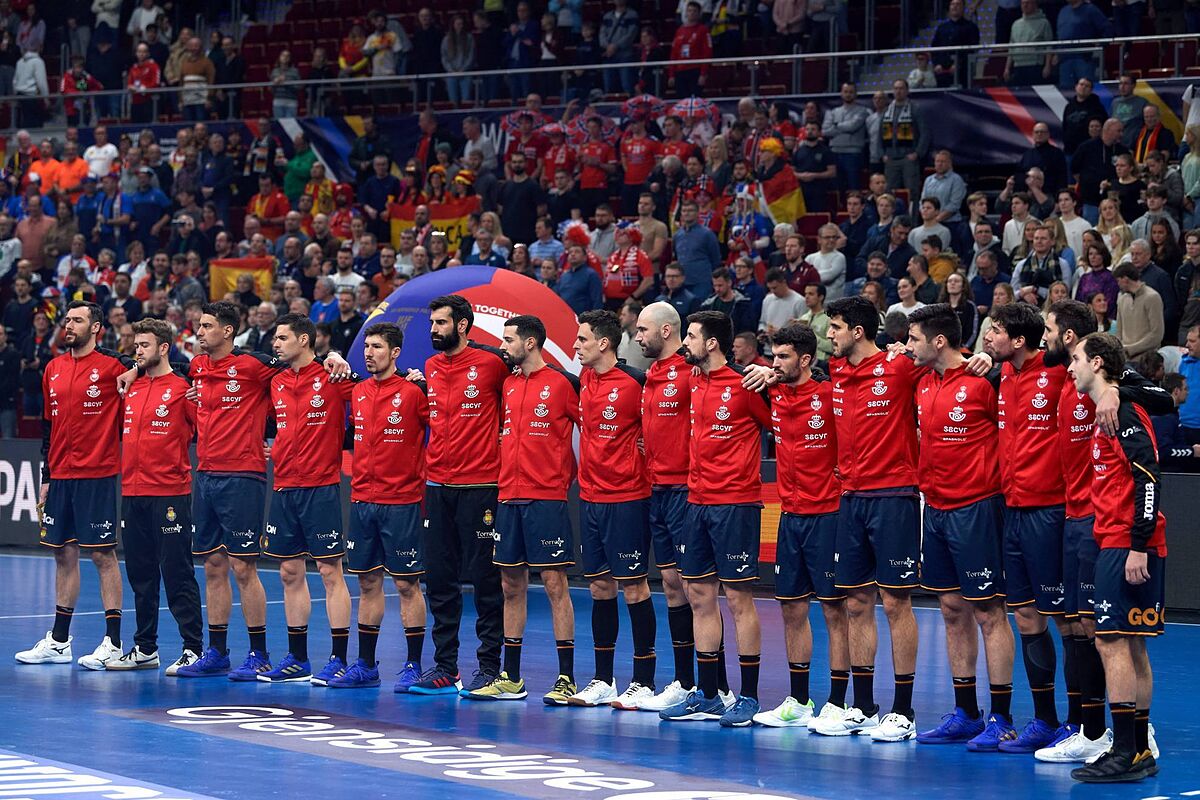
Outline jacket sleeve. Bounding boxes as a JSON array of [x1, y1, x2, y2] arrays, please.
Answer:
[[40, 415, 51, 482], [1118, 368, 1176, 416], [1115, 402, 1162, 552]]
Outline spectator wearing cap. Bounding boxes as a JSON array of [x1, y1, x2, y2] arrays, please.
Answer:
[[725, 188, 772, 267], [128, 167, 171, 251], [556, 241, 603, 314], [541, 125, 576, 190], [603, 220, 653, 309]]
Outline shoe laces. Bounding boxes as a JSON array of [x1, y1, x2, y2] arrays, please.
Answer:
[[551, 676, 572, 692]]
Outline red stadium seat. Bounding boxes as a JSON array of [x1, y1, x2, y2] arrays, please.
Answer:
[[797, 213, 831, 238], [292, 20, 318, 41]]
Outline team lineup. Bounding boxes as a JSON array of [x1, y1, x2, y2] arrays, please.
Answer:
[[12, 287, 1174, 784]]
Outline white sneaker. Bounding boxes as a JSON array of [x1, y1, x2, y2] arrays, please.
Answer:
[[807, 702, 849, 730], [1149, 723, 1160, 759], [15, 632, 73, 664], [810, 705, 879, 736], [106, 647, 160, 671], [77, 637, 122, 671], [719, 689, 736, 710], [567, 679, 618, 707], [165, 649, 201, 677], [638, 680, 694, 712], [611, 681, 654, 710], [870, 711, 916, 742], [1035, 729, 1112, 763], [753, 696, 815, 728]]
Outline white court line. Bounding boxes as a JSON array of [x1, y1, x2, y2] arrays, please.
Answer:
[[1181, 791, 1200, 796]]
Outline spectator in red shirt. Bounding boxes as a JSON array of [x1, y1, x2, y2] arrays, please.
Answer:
[[60, 56, 102, 127], [128, 43, 162, 125], [540, 125, 576, 190], [603, 221, 655, 309], [669, 1, 712, 98], [504, 113, 548, 183], [620, 116, 662, 221], [661, 115, 701, 164], [577, 117, 618, 220]]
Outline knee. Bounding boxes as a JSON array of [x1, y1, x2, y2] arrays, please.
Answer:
[[358, 575, 383, 596], [973, 602, 1007, 631], [279, 562, 306, 586], [317, 563, 345, 588], [880, 592, 911, 620], [395, 579, 420, 600]]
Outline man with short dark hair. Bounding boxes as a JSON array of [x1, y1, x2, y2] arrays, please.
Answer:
[[329, 287, 364, 354], [673, 199, 722, 295], [655, 262, 699, 320], [700, 268, 755, 334]]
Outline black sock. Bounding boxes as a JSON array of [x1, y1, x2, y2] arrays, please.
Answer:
[[503, 637, 523, 680], [330, 627, 349, 662], [667, 604, 695, 688], [716, 636, 730, 694], [1063, 634, 1082, 727], [1078, 637, 1107, 740], [1020, 630, 1059, 726], [209, 623, 229, 654], [104, 609, 121, 649], [739, 654, 761, 700], [248, 625, 267, 653], [358, 624, 380, 664], [829, 669, 850, 706], [697, 650, 719, 698], [404, 626, 425, 665], [52, 605, 73, 643], [892, 672, 915, 719], [628, 598, 657, 688], [953, 676, 980, 718], [851, 665, 876, 714], [990, 683, 1013, 719], [556, 639, 574, 680], [287, 625, 308, 662], [1110, 701, 1136, 754], [789, 662, 810, 704], [1135, 709, 1150, 753], [591, 598, 618, 683]]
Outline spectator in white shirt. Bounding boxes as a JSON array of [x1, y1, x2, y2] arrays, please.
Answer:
[[886, 275, 927, 316], [804, 222, 847, 300], [83, 125, 119, 177]]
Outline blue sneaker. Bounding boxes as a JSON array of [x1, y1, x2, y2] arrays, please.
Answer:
[[256, 652, 312, 683], [408, 666, 462, 695], [967, 714, 1018, 751], [659, 690, 726, 722], [175, 647, 231, 678], [458, 667, 498, 697], [329, 658, 381, 688], [997, 718, 1059, 753], [311, 656, 347, 686], [392, 661, 422, 693], [719, 695, 761, 728], [1043, 722, 1080, 749], [917, 707, 987, 744], [228, 649, 272, 682]]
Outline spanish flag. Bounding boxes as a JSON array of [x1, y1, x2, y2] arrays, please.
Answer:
[[208, 257, 276, 302], [388, 195, 482, 255]]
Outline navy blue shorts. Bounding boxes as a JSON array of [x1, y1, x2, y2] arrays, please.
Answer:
[[42, 476, 119, 549], [1004, 504, 1066, 614], [348, 501, 424, 577], [834, 489, 921, 591], [774, 511, 842, 601], [649, 487, 689, 569], [192, 472, 266, 557], [679, 503, 761, 583], [581, 498, 651, 580], [1094, 548, 1165, 637], [921, 495, 1006, 602], [493, 500, 574, 569], [1064, 515, 1097, 619], [265, 484, 345, 560]]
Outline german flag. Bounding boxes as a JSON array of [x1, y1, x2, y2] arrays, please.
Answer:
[[754, 162, 806, 227]]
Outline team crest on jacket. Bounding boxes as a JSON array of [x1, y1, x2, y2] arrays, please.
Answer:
[[534, 403, 550, 417], [227, 366, 237, 377], [872, 363, 885, 377], [387, 411, 401, 424], [313, 379, 323, 391], [1073, 403, 1088, 420], [948, 406, 966, 423], [871, 380, 887, 396], [1093, 443, 1101, 459], [392, 392, 402, 407], [809, 414, 825, 429], [89, 369, 100, 383], [483, 508, 495, 526], [721, 387, 732, 402], [226, 380, 240, 392], [86, 384, 101, 398], [666, 366, 677, 380], [166, 506, 177, 522], [467, 366, 478, 380], [1032, 392, 1048, 409], [810, 395, 821, 410], [464, 384, 479, 398], [664, 383, 678, 397], [955, 386, 967, 402], [602, 405, 617, 420], [540, 385, 551, 400], [715, 405, 731, 421], [161, 388, 172, 401], [155, 404, 169, 418], [607, 387, 619, 402], [311, 394, 325, 408], [1036, 371, 1049, 388]]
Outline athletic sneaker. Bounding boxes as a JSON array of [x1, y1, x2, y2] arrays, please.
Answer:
[[659, 689, 726, 721], [967, 714, 1017, 751], [408, 666, 461, 695], [568, 679, 617, 707], [176, 647, 231, 678], [719, 695, 761, 728], [328, 658, 381, 689], [15, 632, 72, 664], [917, 708, 986, 744], [78, 637, 122, 671], [809, 705, 879, 736], [459, 668, 498, 697], [1036, 729, 1112, 763], [1042, 723, 1079, 752], [611, 682, 654, 711], [1071, 749, 1156, 783], [542, 675, 577, 706], [392, 661, 423, 693], [106, 647, 160, 671], [165, 649, 202, 677], [466, 671, 528, 701], [637, 680, 693, 712], [1085, 726, 1158, 763], [807, 702, 849, 730], [719, 690, 736, 710], [257, 653, 312, 683], [753, 697, 815, 728], [228, 649, 272, 681], [870, 712, 917, 742], [998, 718, 1060, 753], [311, 656, 347, 686]]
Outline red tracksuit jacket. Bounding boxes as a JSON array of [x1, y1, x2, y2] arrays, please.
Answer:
[[915, 364, 1000, 511], [425, 341, 510, 486], [351, 373, 429, 504], [688, 362, 772, 505], [42, 347, 134, 479], [499, 364, 580, 502], [121, 371, 196, 496], [189, 348, 284, 473], [641, 352, 691, 486], [769, 377, 841, 515], [270, 359, 354, 489], [829, 350, 920, 492], [578, 362, 649, 503]]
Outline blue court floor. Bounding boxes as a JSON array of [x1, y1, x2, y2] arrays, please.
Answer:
[[1, 550, 1198, 800]]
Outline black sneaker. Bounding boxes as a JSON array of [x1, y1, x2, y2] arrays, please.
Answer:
[[1071, 750, 1150, 783], [1132, 750, 1159, 779]]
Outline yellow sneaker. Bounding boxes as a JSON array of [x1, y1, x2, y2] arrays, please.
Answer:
[[465, 671, 527, 701], [543, 674, 577, 706]]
